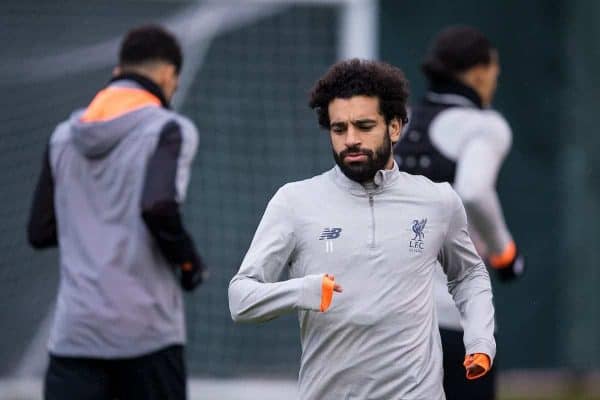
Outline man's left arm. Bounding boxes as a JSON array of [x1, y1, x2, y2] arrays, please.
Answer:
[[438, 185, 496, 379], [454, 111, 525, 281]]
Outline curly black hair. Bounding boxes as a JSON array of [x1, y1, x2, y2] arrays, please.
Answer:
[[119, 25, 183, 73], [309, 59, 409, 129]]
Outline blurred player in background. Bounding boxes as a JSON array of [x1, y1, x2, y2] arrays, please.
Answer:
[[394, 26, 526, 399], [229, 59, 495, 400], [27, 25, 206, 400]]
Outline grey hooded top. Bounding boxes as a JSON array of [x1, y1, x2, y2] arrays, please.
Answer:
[[38, 78, 199, 358]]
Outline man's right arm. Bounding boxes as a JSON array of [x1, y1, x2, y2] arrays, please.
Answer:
[[228, 187, 336, 323], [453, 112, 524, 280], [141, 120, 206, 291]]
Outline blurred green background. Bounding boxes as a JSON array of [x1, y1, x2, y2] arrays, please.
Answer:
[[381, 0, 600, 372], [0, 1, 598, 398]]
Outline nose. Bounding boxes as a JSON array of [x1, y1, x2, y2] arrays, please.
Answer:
[[345, 126, 361, 148]]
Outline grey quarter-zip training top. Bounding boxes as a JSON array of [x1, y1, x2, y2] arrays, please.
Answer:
[[228, 163, 495, 400]]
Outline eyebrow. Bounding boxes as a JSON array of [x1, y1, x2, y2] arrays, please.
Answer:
[[330, 118, 378, 128], [353, 119, 377, 125]]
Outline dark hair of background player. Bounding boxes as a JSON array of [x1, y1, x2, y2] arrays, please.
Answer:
[[119, 25, 183, 73], [421, 25, 495, 85]]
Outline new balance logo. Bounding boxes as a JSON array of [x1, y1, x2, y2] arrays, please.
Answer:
[[319, 227, 342, 253], [319, 228, 342, 240]]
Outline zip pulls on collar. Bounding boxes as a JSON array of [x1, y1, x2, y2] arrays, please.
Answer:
[[367, 191, 376, 248]]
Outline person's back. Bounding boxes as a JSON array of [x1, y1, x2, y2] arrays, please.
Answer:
[[28, 25, 205, 400], [48, 81, 196, 356], [394, 26, 525, 400]]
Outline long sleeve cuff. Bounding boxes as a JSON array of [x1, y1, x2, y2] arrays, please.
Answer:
[[299, 274, 327, 311], [464, 338, 496, 365]]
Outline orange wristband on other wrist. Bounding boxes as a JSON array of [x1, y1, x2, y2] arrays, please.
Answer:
[[489, 241, 516, 269], [320, 275, 335, 312], [463, 353, 491, 380]]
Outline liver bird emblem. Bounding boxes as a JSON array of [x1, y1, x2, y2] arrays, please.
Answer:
[[411, 218, 427, 241]]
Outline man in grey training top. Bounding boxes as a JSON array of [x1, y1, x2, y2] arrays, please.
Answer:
[[228, 59, 495, 400]]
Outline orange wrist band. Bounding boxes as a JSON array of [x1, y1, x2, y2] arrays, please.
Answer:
[[320, 276, 335, 312], [489, 241, 516, 269], [463, 353, 491, 380]]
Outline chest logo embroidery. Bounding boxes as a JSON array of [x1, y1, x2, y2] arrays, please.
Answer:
[[319, 227, 342, 253], [410, 218, 427, 254]]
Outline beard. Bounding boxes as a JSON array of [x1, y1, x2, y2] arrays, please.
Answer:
[[333, 130, 392, 183]]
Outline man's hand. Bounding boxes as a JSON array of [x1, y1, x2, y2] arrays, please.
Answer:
[[179, 255, 208, 291], [489, 241, 525, 282], [463, 353, 491, 380], [320, 274, 342, 312]]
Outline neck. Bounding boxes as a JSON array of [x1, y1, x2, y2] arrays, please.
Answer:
[[110, 72, 170, 108], [384, 156, 395, 170], [428, 79, 483, 109]]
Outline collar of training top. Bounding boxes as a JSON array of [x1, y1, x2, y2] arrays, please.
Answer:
[[109, 73, 171, 109], [426, 80, 483, 109], [331, 161, 401, 196]]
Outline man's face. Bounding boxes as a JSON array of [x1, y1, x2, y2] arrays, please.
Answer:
[[478, 51, 500, 106], [328, 96, 401, 183], [161, 64, 179, 102]]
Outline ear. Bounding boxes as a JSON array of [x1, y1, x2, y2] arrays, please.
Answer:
[[388, 117, 402, 144], [163, 64, 177, 80], [471, 65, 485, 83], [112, 66, 121, 76], [151, 63, 172, 85], [156, 65, 168, 84]]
